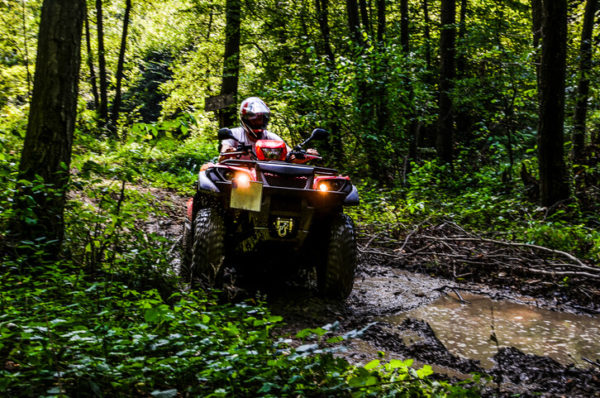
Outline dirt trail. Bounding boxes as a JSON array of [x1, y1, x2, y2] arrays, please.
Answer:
[[149, 192, 600, 397]]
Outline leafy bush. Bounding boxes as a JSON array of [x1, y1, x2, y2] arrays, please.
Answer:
[[0, 152, 481, 396], [349, 158, 600, 262], [0, 260, 480, 397]]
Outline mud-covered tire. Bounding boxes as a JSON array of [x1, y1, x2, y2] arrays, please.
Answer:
[[318, 213, 357, 299], [185, 207, 225, 287]]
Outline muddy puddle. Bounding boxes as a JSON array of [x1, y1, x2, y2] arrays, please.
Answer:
[[383, 292, 600, 369]]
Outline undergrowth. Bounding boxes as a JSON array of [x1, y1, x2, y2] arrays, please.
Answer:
[[0, 260, 482, 396], [0, 128, 481, 396], [348, 159, 600, 263]]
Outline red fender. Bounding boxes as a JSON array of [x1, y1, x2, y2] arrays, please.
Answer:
[[186, 198, 193, 221]]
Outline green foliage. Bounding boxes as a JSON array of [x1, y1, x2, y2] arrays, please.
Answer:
[[0, 259, 480, 396], [70, 118, 215, 194], [349, 157, 600, 262], [0, 134, 480, 396]]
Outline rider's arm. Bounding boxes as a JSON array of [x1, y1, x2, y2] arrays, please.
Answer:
[[218, 139, 238, 162]]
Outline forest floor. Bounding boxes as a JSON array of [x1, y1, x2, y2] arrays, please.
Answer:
[[148, 188, 600, 397]]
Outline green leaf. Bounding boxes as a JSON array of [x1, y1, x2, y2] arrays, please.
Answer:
[[151, 389, 178, 398], [364, 359, 380, 370], [416, 365, 434, 378]]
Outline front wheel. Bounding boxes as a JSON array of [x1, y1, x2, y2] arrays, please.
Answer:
[[183, 207, 225, 287], [317, 213, 357, 299]]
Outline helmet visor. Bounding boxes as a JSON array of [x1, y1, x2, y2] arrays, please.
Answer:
[[246, 113, 269, 129]]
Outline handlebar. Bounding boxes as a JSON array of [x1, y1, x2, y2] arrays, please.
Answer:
[[286, 149, 322, 164], [219, 143, 253, 159]]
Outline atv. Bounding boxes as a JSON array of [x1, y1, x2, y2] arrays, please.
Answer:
[[181, 128, 359, 299]]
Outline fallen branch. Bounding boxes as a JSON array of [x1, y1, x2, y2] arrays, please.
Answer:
[[421, 236, 597, 272], [527, 268, 600, 280]]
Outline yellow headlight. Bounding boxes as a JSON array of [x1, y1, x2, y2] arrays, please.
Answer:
[[319, 183, 329, 192]]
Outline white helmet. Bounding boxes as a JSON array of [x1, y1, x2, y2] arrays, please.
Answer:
[[240, 97, 270, 139]]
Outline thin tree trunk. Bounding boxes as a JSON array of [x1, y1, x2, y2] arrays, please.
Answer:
[[315, 0, 344, 164], [436, 0, 456, 164], [531, 0, 542, 91], [376, 0, 385, 42], [455, 0, 471, 144], [375, 0, 388, 146], [21, 0, 31, 99], [538, 0, 570, 206], [456, 0, 467, 73], [96, 0, 108, 124], [110, 0, 132, 134], [315, 0, 335, 63], [84, 3, 99, 109], [572, 0, 597, 163], [10, 0, 85, 257], [347, 0, 383, 179], [423, 0, 431, 70], [219, 0, 241, 128], [359, 0, 371, 35], [347, 0, 362, 45], [400, 0, 409, 52]]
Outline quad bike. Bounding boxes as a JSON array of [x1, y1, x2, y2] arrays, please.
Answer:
[[181, 128, 359, 299]]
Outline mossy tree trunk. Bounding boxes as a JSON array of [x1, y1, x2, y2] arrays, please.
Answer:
[[10, 0, 85, 257]]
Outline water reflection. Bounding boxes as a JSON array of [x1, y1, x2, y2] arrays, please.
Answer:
[[385, 293, 600, 369]]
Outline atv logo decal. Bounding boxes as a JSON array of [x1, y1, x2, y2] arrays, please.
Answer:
[[275, 218, 295, 238]]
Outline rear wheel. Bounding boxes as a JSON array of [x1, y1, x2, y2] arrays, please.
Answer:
[[183, 207, 225, 287], [317, 213, 357, 299]]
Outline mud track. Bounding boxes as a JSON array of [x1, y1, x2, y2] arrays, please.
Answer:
[[149, 191, 600, 397]]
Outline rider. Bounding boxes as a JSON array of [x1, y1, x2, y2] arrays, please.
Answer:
[[219, 97, 318, 162]]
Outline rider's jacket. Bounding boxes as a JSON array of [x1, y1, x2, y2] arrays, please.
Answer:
[[221, 127, 289, 159]]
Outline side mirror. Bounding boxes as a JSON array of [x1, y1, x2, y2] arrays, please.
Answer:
[[298, 128, 329, 148], [218, 128, 234, 141], [310, 128, 329, 141]]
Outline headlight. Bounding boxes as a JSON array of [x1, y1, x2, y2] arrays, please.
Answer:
[[234, 172, 251, 188], [261, 147, 284, 160], [316, 179, 346, 192]]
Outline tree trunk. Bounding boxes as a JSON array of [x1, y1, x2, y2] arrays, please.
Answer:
[[84, 3, 99, 110], [315, 0, 344, 164], [110, 0, 132, 134], [375, 0, 388, 146], [454, 0, 471, 144], [347, 0, 383, 179], [538, 0, 570, 206], [346, 0, 362, 45], [400, 0, 409, 52], [423, 0, 431, 70], [219, 0, 241, 128], [21, 0, 32, 99], [359, 0, 372, 35], [10, 0, 85, 257], [436, 0, 456, 164], [456, 0, 467, 73], [96, 0, 108, 124], [572, 0, 597, 163], [376, 0, 385, 42], [531, 0, 542, 91], [315, 0, 335, 64]]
